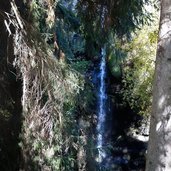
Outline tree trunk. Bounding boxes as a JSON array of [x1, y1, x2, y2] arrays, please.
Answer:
[[0, 1, 22, 170], [146, 0, 171, 170]]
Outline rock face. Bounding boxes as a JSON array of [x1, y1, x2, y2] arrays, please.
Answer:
[[129, 118, 150, 142]]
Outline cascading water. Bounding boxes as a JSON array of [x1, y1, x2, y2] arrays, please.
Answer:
[[96, 2, 108, 164], [97, 47, 107, 162]]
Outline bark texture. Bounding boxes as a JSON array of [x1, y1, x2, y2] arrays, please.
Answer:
[[146, 0, 171, 170]]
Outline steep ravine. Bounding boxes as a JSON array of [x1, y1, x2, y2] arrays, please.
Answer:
[[91, 50, 149, 171]]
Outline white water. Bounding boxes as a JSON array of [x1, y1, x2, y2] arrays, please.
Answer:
[[97, 47, 107, 162]]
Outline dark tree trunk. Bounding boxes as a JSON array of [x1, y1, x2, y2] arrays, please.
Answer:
[[0, 1, 22, 170]]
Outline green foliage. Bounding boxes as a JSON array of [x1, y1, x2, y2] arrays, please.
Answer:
[[108, 47, 125, 78], [28, 0, 47, 31], [27, 0, 86, 60], [0, 108, 12, 120], [121, 22, 158, 116], [71, 35, 85, 54], [10, 4, 89, 169], [56, 21, 75, 58], [77, 0, 153, 57], [55, 2, 86, 59], [71, 60, 91, 74], [8, 1, 95, 170], [57, 3, 80, 29], [78, 82, 95, 114]]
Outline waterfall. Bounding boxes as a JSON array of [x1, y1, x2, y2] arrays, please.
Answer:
[[96, 3, 108, 164], [97, 47, 107, 162]]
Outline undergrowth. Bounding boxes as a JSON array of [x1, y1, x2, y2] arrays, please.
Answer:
[[5, 1, 88, 170]]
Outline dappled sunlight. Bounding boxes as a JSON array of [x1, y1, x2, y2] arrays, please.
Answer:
[[146, 1, 171, 168], [0, 0, 164, 170], [158, 95, 167, 109]]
